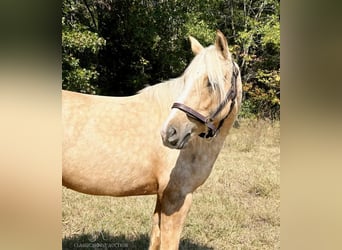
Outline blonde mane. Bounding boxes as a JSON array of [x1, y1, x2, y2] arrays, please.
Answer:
[[183, 45, 233, 103], [139, 44, 234, 115]]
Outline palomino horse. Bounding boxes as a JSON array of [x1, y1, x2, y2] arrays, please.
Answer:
[[63, 30, 242, 249]]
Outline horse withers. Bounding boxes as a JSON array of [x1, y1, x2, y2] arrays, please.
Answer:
[[62, 30, 242, 250]]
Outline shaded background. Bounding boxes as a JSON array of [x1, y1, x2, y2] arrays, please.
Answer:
[[62, 0, 280, 120]]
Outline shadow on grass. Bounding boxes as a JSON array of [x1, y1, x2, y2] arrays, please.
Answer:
[[62, 231, 214, 250]]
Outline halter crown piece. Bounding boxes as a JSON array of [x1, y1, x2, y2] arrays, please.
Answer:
[[172, 62, 239, 138]]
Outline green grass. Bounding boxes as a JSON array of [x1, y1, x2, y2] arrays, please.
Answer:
[[62, 119, 280, 249]]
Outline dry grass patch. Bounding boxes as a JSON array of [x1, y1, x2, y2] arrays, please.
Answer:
[[62, 119, 280, 249]]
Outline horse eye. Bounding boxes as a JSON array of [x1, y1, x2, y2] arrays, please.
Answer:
[[207, 80, 216, 91]]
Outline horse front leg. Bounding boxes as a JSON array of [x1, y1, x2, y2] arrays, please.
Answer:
[[159, 192, 193, 250], [149, 196, 162, 250]]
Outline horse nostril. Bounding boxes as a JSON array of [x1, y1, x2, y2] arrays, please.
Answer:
[[167, 126, 178, 146], [167, 126, 177, 138]]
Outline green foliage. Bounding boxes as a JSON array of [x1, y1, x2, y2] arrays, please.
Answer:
[[243, 69, 280, 120], [62, 0, 106, 94], [62, 29, 105, 54], [61, 0, 280, 119], [220, 0, 280, 119], [62, 28, 106, 93], [260, 14, 280, 49], [62, 54, 100, 94], [184, 13, 215, 45]]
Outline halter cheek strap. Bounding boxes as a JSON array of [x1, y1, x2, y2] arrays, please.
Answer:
[[171, 62, 239, 138]]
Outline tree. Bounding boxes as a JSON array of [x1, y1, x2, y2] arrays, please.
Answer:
[[217, 0, 280, 119], [62, 0, 106, 94], [61, 0, 280, 119]]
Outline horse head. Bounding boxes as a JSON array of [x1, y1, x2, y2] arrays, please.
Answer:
[[161, 30, 240, 149]]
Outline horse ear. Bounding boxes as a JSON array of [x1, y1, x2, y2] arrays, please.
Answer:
[[189, 36, 204, 55], [215, 30, 229, 59]]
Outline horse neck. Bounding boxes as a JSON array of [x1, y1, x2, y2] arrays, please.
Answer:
[[190, 110, 238, 160]]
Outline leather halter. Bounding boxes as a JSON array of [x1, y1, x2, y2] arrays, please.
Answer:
[[171, 62, 239, 138]]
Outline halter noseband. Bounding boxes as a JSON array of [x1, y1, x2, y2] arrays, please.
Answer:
[[171, 62, 239, 138]]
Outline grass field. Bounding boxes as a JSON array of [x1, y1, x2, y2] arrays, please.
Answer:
[[62, 119, 280, 249]]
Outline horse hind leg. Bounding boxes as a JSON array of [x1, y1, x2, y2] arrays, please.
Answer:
[[149, 196, 162, 250]]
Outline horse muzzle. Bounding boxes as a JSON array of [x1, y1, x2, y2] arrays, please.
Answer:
[[161, 125, 192, 149]]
